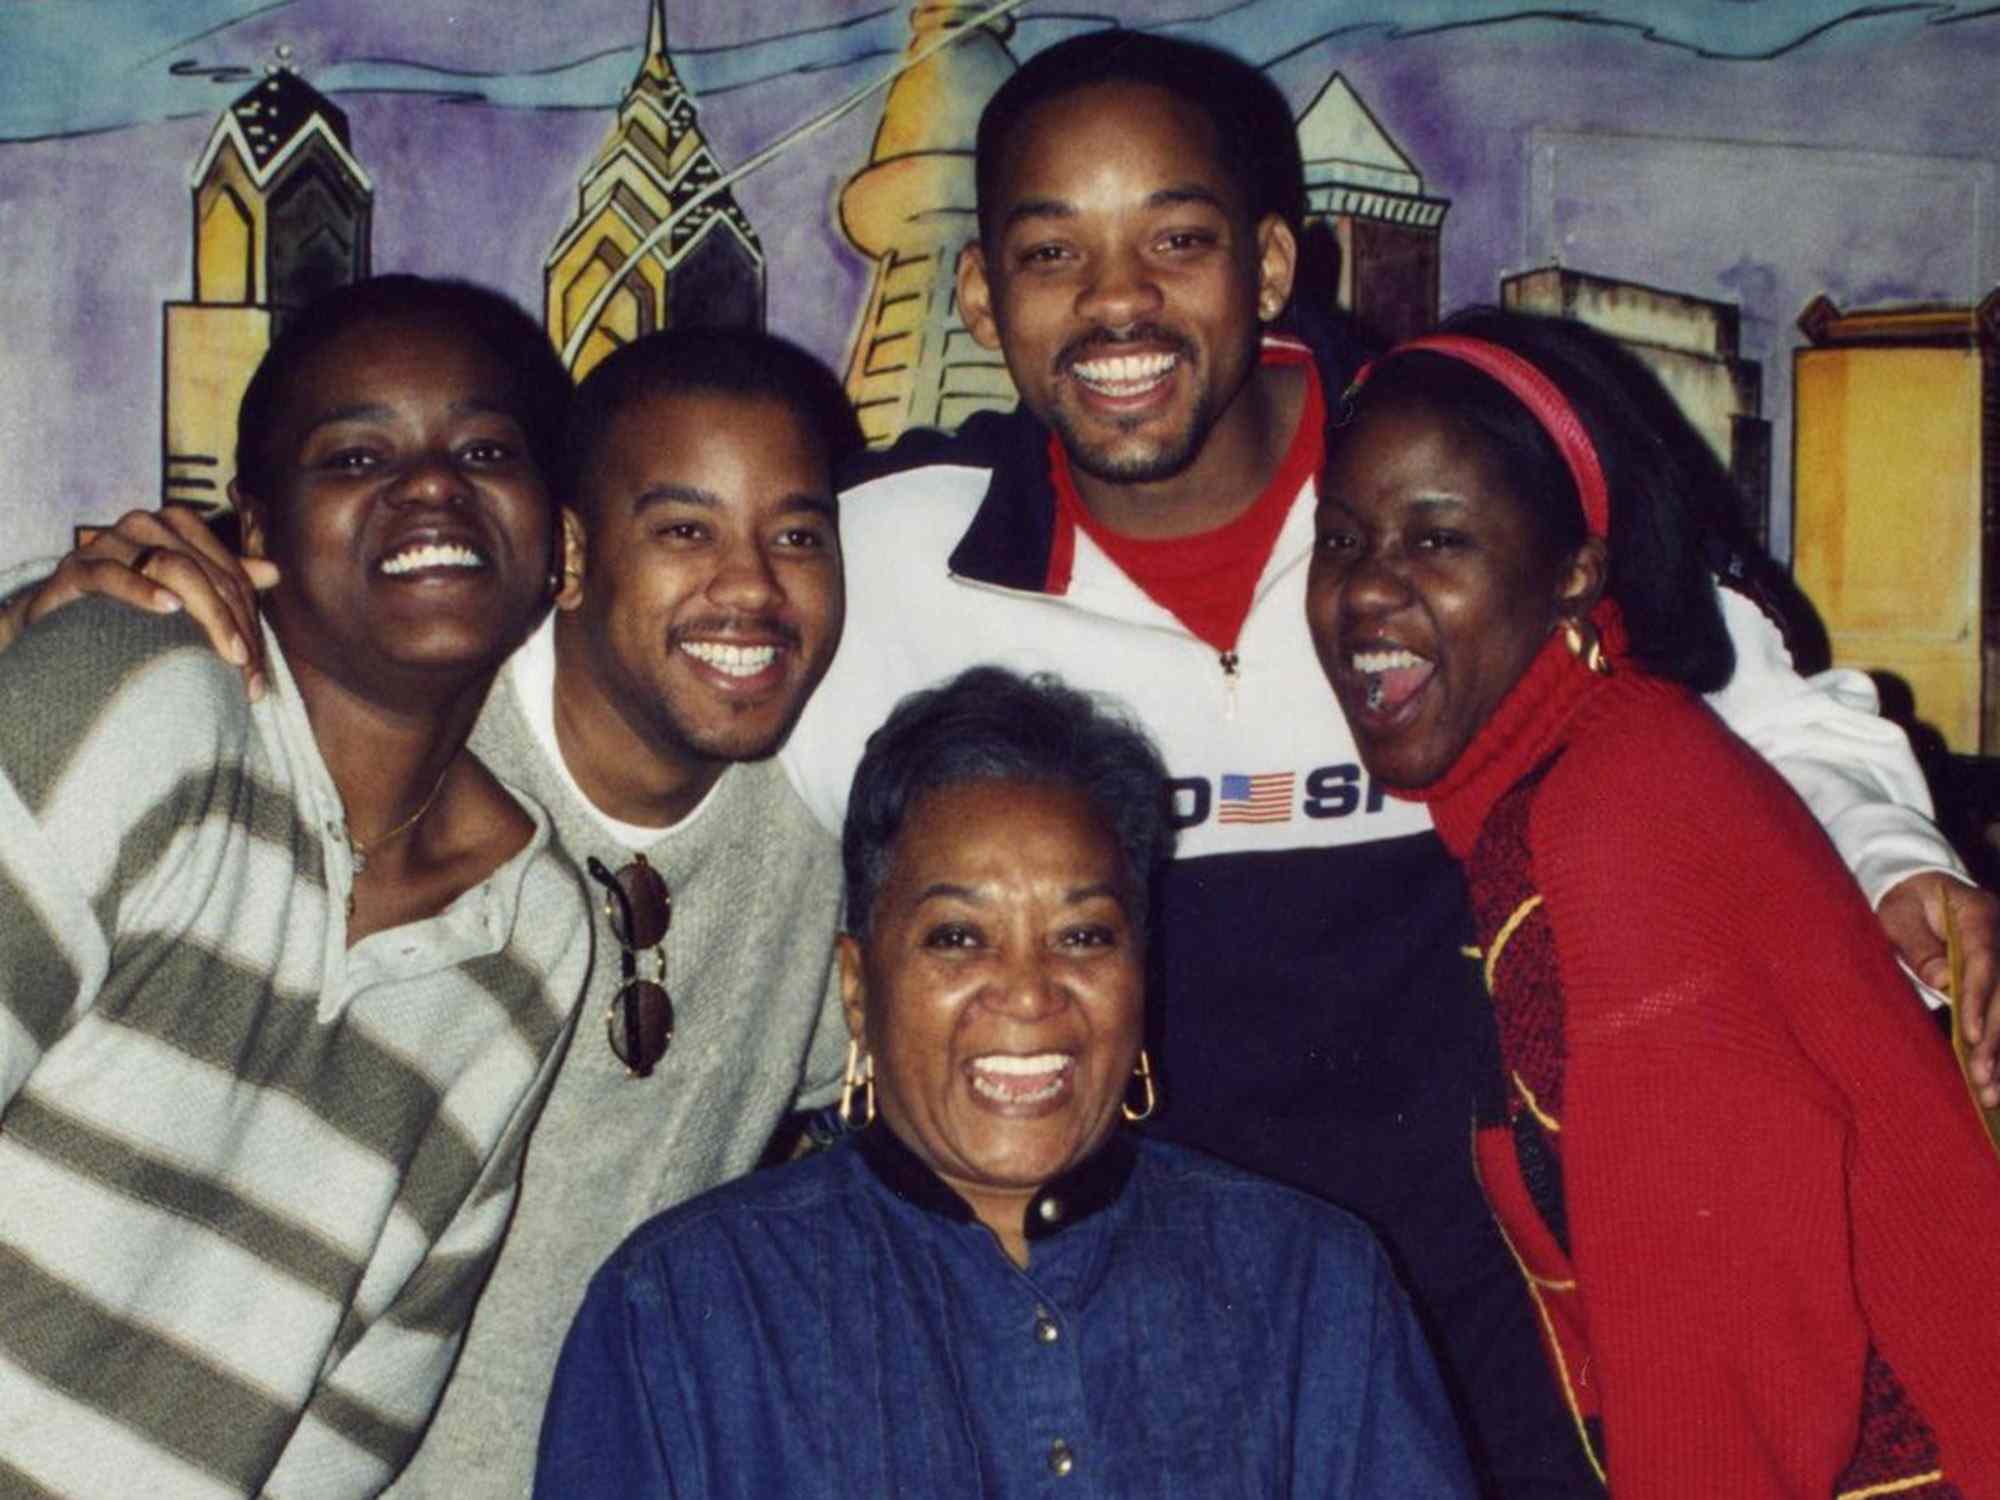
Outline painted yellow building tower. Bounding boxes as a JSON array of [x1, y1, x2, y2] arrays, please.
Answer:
[[547, 0, 764, 380], [838, 5, 1017, 447], [1792, 293, 2000, 752], [161, 59, 372, 513]]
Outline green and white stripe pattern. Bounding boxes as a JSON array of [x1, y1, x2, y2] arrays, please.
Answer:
[[0, 601, 589, 1499]]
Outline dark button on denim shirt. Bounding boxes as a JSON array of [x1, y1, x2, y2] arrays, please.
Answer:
[[536, 1129, 1473, 1498]]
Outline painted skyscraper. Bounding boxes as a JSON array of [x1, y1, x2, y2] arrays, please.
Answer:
[[546, 0, 764, 380], [839, 6, 1017, 448], [1296, 73, 1448, 347], [1503, 265, 1771, 537], [160, 58, 372, 513]]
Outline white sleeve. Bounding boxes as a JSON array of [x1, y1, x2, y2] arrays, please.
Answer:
[[1704, 584, 1970, 910], [0, 557, 57, 612]]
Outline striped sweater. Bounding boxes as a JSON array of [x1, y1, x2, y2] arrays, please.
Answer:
[[0, 600, 590, 1500]]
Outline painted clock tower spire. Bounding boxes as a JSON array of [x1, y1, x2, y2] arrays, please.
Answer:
[[545, 1, 765, 378]]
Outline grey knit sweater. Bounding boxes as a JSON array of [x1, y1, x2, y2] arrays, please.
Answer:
[[389, 618, 849, 1497]]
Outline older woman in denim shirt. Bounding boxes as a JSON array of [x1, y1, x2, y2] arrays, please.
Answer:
[[535, 667, 1473, 1498]]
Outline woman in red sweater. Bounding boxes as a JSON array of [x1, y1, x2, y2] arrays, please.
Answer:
[[1304, 307, 2000, 1496]]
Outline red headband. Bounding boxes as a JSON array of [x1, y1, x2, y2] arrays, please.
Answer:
[[1349, 334, 1610, 540]]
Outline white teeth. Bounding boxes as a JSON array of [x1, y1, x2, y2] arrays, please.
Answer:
[[681, 641, 778, 678], [969, 1053, 1072, 1105], [380, 542, 483, 575], [1351, 647, 1426, 673], [971, 1052, 1069, 1075], [1071, 352, 1177, 394], [972, 1076, 1066, 1104]]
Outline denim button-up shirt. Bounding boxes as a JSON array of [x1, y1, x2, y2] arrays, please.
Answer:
[[536, 1129, 1473, 1498]]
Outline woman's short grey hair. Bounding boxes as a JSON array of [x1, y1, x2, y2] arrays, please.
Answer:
[[841, 666, 1174, 938]]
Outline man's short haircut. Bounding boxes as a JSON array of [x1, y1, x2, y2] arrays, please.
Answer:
[[561, 327, 864, 516], [842, 666, 1174, 940], [234, 274, 571, 503], [974, 29, 1305, 246]]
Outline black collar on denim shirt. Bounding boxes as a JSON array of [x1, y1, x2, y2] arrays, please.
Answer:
[[855, 1123, 1138, 1244]]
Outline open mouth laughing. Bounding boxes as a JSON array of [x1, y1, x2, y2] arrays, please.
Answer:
[[967, 1052, 1075, 1107], [1347, 644, 1436, 719]]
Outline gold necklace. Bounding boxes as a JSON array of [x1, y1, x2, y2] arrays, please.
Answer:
[[345, 761, 453, 914]]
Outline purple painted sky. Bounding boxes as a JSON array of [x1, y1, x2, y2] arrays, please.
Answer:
[[2, 2, 1996, 565]]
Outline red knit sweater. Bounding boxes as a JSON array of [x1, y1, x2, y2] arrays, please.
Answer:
[[1402, 607, 2000, 1496]]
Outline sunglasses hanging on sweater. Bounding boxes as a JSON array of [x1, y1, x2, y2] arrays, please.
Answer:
[[586, 854, 674, 1078]]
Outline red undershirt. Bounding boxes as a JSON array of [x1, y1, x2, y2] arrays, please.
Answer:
[[1045, 339, 1324, 656]]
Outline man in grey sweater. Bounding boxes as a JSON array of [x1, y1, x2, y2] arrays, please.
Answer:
[[396, 328, 859, 1493], [1, 324, 860, 1496]]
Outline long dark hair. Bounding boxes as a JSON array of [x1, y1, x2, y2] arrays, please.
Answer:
[[1332, 307, 1739, 691]]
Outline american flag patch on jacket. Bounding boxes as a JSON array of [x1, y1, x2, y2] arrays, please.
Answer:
[[1218, 772, 1295, 824]]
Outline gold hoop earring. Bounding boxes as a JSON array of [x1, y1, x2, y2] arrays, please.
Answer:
[[838, 1039, 875, 1129], [1121, 1048, 1157, 1123], [1560, 617, 1611, 677]]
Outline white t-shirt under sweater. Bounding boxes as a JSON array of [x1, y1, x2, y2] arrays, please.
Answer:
[[389, 614, 849, 1498]]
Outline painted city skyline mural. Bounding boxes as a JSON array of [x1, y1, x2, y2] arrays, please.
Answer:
[[4, 2, 1996, 660]]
